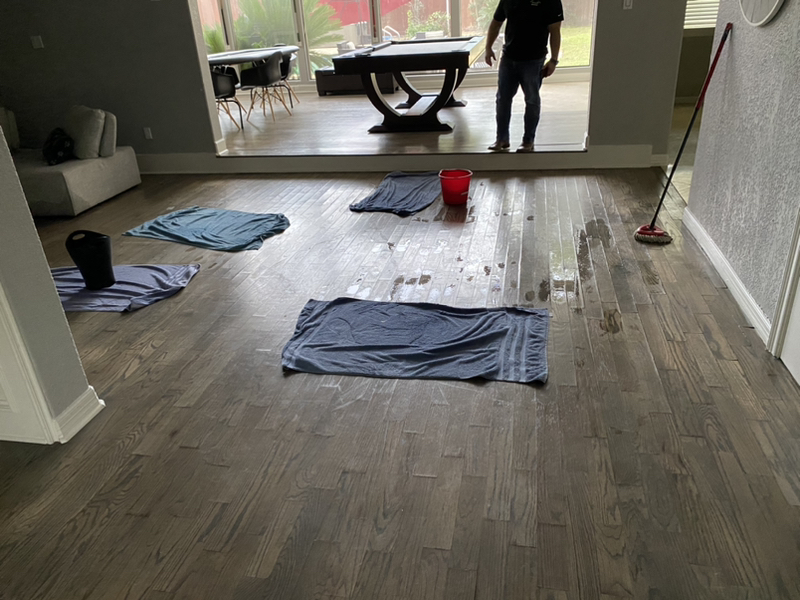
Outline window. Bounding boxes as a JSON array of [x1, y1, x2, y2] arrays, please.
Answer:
[[684, 0, 720, 29]]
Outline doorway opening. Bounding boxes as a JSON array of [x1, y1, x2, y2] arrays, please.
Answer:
[[197, 0, 595, 156]]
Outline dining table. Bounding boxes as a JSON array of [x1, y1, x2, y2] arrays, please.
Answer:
[[207, 46, 299, 67]]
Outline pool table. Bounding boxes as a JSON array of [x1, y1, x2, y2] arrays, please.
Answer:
[[331, 36, 484, 133]]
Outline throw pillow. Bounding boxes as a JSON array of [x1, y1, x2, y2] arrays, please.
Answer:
[[64, 105, 105, 159], [99, 111, 117, 157], [42, 128, 75, 165]]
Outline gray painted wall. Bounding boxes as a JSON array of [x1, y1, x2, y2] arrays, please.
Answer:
[[0, 0, 217, 154], [690, 0, 800, 321], [0, 130, 91, 417], [588, 0, 687, 155], [675, 30, 714, 100]]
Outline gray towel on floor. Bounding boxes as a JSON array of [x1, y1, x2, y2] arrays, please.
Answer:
[[124, 206, 290, 251], [282, 298, 549, 383], [53, 264, 200, 312], [350, 172, 441, 217]]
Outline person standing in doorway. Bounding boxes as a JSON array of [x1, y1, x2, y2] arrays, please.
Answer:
[[485, 0, 563, 153]]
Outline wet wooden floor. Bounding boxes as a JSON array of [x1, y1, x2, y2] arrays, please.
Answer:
[[2, 169, 800, 599]]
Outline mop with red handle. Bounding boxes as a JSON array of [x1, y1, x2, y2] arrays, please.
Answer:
[[634, 22, 733, 245]]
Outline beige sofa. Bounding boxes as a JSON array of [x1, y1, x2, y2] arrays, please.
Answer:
[[3, 106, 141, 217]]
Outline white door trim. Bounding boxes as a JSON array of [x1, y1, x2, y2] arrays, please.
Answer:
[[0, 283, 61, 444], [54, 386, 105, 443], [768, 208, 800, 355]]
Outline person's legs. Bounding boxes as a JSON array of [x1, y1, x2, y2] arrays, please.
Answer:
[[517, 57, 547, 150], [491, 55, 519, 149]]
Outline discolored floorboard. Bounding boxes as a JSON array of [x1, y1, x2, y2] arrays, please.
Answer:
[[2, 168, 800, 599]]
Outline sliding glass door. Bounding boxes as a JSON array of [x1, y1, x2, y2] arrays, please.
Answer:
[[382, 0, 450, 41], [199, 0, 594, 81], [198, 0, 233, 53], [305, 0, 371, 72]]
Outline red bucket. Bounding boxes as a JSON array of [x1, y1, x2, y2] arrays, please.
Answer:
[[439, 169, 472, 205]]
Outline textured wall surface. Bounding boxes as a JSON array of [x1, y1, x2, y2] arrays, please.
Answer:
[[0, 129, 91, 417], [0, 0, 217, 154], [690, 0, 800, 321]]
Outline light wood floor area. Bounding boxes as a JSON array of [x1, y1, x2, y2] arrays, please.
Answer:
[[220, 82, 589, 155], [3, 169, 800, 599]]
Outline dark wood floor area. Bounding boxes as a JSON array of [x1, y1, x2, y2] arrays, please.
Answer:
[[220, 83, 589, 155], [2, 169, 800, 599]]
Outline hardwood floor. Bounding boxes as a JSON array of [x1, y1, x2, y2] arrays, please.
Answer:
[[2, 168, 800, 599], [220, 83, 589, 155]]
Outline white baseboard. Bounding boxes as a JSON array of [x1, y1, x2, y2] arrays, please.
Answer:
[[54, 386, 105, 443], [137, 144, 653, 175], [683, 209, 771, 344], [651, 153, 669, 167]]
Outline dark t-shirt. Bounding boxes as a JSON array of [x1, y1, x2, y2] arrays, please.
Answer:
[[493, 0, 564, 61]]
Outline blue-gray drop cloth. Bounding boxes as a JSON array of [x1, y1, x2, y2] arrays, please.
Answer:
[[124, 206, 290, 251], [350, 172, 441, 217], [53, 264, 200, 312], [282, 298, 549, 384]]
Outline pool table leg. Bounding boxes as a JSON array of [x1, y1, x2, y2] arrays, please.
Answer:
[[361, 69, 459, 133], [393, 72, 422, 110], [444, 67, 469, 108], [394, 67, 469, 110]]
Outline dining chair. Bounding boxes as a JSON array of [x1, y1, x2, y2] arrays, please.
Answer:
[[240, 52, 292, 122], [274, 45, 300, 109], [210, 67, 245, 130]]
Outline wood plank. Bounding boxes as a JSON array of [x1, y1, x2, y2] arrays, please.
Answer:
[[449, 475, 486, 571], [475, 520, 510, 600]]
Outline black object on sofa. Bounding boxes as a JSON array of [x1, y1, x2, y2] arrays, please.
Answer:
[[315, 67, 397, 96]]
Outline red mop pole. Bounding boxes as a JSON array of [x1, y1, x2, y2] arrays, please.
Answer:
[[634, 22, 733, 244]]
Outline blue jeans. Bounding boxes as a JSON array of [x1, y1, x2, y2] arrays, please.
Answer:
[[495, 54, 546, 145]]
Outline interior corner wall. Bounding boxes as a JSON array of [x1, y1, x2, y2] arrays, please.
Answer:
[[689, 1, 800, 322], [588, 0, 687, 155], [0, 130, 91, 417], [0, 0, 217, 155], [675, 29, 714, 101]]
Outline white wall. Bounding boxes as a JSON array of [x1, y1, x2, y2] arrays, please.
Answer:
[[689, 0, 800, 322], [0, 129, 92, 418]]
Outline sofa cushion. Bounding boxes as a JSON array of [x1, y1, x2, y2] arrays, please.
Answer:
[[14, 146, 141, 217], [99, 111, 117, 157], [64, 105, 106, 159]]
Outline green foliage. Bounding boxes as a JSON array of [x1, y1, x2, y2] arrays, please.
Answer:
[[405, 0, 449, 38], [203, 0, 344, 70], [467, 0, 496, 35], [558, 25, 592, 67], [204, 24, 227, 54]]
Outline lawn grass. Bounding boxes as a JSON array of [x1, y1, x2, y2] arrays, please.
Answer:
[[558, 26, 592, 68]]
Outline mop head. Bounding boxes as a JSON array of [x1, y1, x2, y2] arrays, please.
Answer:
[[634, 225, 673, 245]]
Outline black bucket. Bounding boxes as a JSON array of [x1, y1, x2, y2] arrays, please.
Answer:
[[65, 230, 116, 290]]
